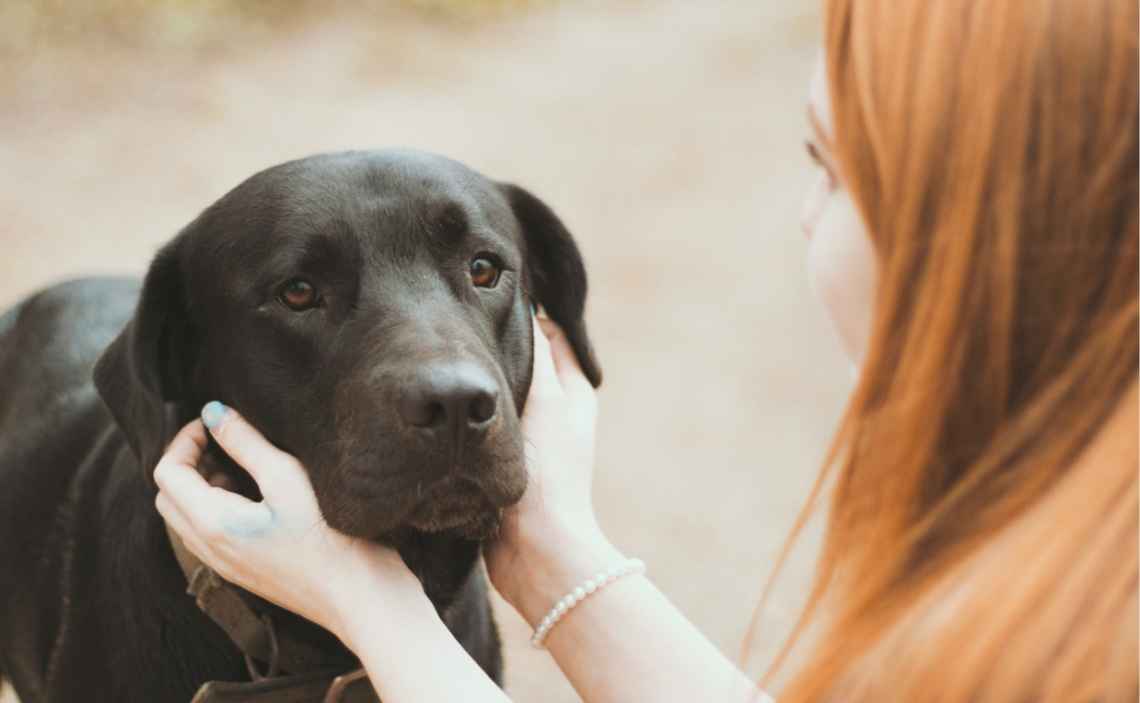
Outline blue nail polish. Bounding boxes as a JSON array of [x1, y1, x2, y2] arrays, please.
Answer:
[[201, 401, 228, 430]]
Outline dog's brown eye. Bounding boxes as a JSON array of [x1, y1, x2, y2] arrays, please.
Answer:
[[279, 279, 318, 310], [469, 257, 500, 288]]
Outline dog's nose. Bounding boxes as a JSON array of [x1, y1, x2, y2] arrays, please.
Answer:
[[397, 363, 499, 440]]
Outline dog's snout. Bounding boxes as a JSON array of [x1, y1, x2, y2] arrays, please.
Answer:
[[398, 363, 499, 439]]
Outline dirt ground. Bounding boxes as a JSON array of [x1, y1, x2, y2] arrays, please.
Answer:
[[0, 1, 849, 700]]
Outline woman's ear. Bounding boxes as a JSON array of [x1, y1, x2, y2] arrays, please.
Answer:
[[93, 237, 196, 482], [500, 183, 602, 387]]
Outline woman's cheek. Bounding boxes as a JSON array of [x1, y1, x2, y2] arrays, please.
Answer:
[[800, 171, 831, 238], [806, 189, 877, 365]]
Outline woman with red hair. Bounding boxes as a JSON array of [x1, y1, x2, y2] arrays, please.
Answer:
[[156, 0, 1138, 700]]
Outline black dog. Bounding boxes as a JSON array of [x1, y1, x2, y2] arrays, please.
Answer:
[[0, 150, 601, 702]]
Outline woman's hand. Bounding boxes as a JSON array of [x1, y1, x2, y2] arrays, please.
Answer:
[[153, 405, 426, 646], [512, 315, 601, 526], [485, 316, 624, 626]]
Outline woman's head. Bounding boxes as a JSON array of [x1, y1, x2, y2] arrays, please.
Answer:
[[776, 0, 1138, 699]]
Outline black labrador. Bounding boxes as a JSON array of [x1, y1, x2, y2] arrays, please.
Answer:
[[0, 150, 601, 702]]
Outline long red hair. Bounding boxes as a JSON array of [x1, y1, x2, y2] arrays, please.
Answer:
[[758, 0, 1138, 699]]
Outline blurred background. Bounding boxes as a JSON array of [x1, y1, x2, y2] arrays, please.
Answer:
[[0, 1, 849, 700]]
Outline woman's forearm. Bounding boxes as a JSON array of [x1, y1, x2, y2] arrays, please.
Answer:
[[337, 582, 512, 703], [505, 521, 769, 703]]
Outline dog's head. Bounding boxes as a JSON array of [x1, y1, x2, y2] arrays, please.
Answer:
[[94, 150, 600, 541]]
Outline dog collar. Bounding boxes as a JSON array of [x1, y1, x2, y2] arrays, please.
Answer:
[[165, 523, 376, 702]]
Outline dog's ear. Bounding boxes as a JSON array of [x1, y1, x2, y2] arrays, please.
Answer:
[[500, 183, 602, 387], [94, 238, 196, 482]]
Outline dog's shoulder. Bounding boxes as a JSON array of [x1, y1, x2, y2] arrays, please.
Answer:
[[0, 277, 139, 422], [2, 276, 140, 353]]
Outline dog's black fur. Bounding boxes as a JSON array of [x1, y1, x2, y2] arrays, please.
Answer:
[[0, 150, 600, 702]]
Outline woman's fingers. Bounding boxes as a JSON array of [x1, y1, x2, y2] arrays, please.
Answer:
[[155, 440, 264, 536], [536, 316, 595, 401], [529, 313, 561, 398], [155, 490, 216, 561], [161, 418, 209, 472], [154, 434, 224, 511], [154, 490, 193, 541], [199, 402, 308, 505]]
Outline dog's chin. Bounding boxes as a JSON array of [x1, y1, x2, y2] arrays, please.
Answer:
[[403, 477, 503, 539], [322, 511, 500, 544], [406, 508, 502, 540], [320, 476, 505, 542]]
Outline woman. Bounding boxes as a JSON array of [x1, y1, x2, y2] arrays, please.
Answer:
[[154, 0, 1139, 700]]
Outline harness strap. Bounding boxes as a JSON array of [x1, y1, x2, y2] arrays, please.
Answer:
[[185, 565, 334, 676]]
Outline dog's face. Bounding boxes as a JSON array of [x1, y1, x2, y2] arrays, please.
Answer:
[[94, 150, 600, 542]]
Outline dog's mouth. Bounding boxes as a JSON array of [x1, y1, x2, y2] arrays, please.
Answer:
[[404, 477, 502, 538]]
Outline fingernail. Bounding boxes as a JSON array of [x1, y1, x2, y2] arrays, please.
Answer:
[[201, 401, 228, 430]]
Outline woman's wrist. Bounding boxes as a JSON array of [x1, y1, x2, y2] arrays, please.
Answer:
[[501, 513, 626, 628], [325, 558, 511, 703], [327, 549, 435, 649]]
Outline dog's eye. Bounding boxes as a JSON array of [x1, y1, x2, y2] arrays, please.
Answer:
[[279, 279, 319, 310], [469, 257, 501, 288]]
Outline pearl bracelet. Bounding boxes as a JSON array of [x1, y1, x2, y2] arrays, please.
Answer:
[[530, 558, 647, 648]]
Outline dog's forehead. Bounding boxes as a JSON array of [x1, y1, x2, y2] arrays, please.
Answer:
[[260, 151, 519, 244], [182, 150, 527, 287]]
